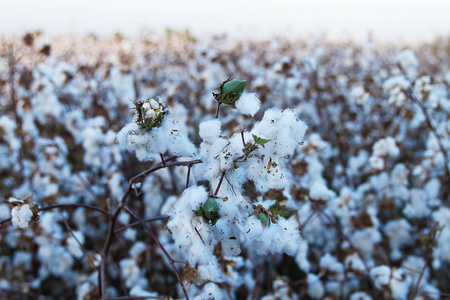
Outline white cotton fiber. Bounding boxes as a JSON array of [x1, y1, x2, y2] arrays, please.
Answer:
[[199, 119, 222, 143], [235, 92, 261, 116]]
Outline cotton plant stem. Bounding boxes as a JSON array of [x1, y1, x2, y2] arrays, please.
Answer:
[[114, 216, 169, 234], [214, 171, 226, 197], [40, 203, 111, 216], [124, 205, 189, 300], [215, 102, 222, 118], [62, 216, 93, 267], [186, 165, 191, 189]]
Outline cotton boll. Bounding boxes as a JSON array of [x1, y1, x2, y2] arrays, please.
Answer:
[[395, 50, 418, 79], [401, 256, 429, 288], [403, 189, 431, 219], [390, 268, 412, 300], [383, 219, 412, 261], [199, 119, 222, 143], [320, 253, 344, 278], [129, 242, 146, 258], [309, 181, 336, 201], [119, 258, 140, 288], [130, 286, 158, 298], [306, 273, 324, 299], [373, 137, 399, 157], [370, 265, 391, 290], [432, 207, 450, 263], [235, 92, 261, 116], [345, 253, 367, 273], [11, 204, 33, 228]]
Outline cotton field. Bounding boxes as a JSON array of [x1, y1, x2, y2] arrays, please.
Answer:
[[0, 31, 449, 300]]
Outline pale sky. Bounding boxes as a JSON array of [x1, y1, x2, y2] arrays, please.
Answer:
[[1, 0, 449, 41]]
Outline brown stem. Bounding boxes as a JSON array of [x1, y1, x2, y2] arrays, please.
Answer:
[[186, 165, 191, 189], [114, 216, 169, 234], [214, 171, 226, 197], [40, 204, 111, 216], [62, 216, 93, 267], [0, 218, 11, 226], [215, 102, 222, 118], [124, 205, 189, 300]]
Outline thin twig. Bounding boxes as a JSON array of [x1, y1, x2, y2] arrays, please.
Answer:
[[40, 203, 111, 216], [215, 102, 222, 118], [194, 226, 206, 246], [114, 216, 169, 234], [0, 218, 11, 226], [214, 171, 226, 197], [62, 216, 93, 267], [186, 165, 191, 189], [124, 205, 189, 300], [299, 211, 316, 233]]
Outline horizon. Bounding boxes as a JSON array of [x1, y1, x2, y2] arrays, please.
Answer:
[[1, 0, 449, 43]]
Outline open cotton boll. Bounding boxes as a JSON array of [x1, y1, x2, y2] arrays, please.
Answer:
[[370, 265, 391, 290], [199, 119, 222, 143], [309, 181, 336, 201], [11, 204, 33, 228], [251, 108, 307, 159], [235, 92, 261, 116]]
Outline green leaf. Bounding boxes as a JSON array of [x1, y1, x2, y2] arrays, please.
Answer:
[[269, 204, 298, 220], [252, 134, 271, 145], [258, 212, 271, 228]]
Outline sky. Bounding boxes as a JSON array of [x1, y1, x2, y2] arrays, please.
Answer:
[[1, 0, 449, 42]]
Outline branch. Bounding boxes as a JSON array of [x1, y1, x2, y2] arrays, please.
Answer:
[[41, 203, 111, 216], [114, 216, 169, 234]]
